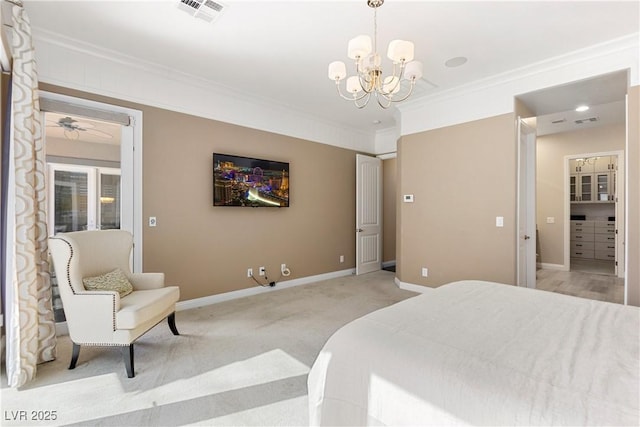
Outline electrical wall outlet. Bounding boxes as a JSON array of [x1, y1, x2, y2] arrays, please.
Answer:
[[149, 216, 157, 227], [259, 266, 266, 276], [339, 255, 344, 263], [280, 263, 291, 277], [247, 268, 253, 278], [421, 267, 429, 277]]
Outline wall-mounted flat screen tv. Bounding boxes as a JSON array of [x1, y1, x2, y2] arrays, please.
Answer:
[[213, 153, 289, 207]]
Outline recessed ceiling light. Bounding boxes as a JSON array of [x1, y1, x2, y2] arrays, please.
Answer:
[[575, 105, 589, 112], [445, 57, 468, 68]]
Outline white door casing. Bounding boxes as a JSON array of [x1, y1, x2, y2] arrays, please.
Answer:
[[119, 122, 135, 236], [517, 118, 537, 288], [615, 152, 625, 279], [356, 154, 382, 275]]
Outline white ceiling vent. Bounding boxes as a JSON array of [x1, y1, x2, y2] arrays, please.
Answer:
[[574, 117, 599, 124], [177, 0, 226, 23]]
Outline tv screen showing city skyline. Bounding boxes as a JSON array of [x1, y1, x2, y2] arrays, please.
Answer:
[[213, 153, 289, 207]]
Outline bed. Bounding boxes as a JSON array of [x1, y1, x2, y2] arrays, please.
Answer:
[[308, 280, 639, 426]]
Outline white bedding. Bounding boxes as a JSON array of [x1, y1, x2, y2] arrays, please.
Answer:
[[308, 280, 640, 426]]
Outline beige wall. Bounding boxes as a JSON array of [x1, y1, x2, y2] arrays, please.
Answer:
[[38, 83, 639, 306], [41, 84, 357, 301], [627, 85, 639, 307], [398, 114, 517, 287], [382, 157, 396, 263], [396, 99, 639, 307], [536, 124, 625, 265]]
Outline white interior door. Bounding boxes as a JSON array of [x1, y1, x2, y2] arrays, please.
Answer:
[[517, 118, 537, 288], [356, 154, 382, 275], [614, 152, 625, 278]]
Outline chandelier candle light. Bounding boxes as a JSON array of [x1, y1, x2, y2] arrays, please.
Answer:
[[328, 0, 423, 109]]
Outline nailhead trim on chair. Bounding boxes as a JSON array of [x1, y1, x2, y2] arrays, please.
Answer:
[[49, 237, 78, 294], [74, 315, 172, 347], [50, 236, 118, 332], [76, 342, 129, 347]]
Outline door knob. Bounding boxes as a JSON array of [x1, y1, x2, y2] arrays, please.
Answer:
[[356, 228, 364, 232], [524, 235, 531, 240]]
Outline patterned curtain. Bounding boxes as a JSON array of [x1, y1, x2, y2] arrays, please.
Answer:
[[4, 0, 56, 388]]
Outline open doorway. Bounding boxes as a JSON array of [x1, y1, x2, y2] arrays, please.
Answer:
[[516, 70, 628, 304], [40, 92, 143, 325], [565, 150, 624, 277], [380, 153, 397, 273], [40, 91, 143, 264]]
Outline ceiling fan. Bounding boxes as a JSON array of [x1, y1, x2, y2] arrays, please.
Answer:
[[46, 116, 113, 140]]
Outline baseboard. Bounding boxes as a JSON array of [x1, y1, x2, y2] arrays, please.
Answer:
[[54, 269, 357, 335], [394, 277, 432, 293], [176, 268, 356, 311], [53, 268, 407, 336], [382, 260, 396, 268], [539, 263, 568, 271]]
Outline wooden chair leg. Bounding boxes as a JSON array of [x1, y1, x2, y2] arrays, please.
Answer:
[[167, 312, 179, 335], [123, 344, 135, 378], [69, 343, 81, 370]]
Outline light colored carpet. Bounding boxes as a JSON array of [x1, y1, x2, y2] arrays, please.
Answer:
[[1, 270, 416, 426]]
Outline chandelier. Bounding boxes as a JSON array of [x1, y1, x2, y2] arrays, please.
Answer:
[[328, 0, 423, 109]]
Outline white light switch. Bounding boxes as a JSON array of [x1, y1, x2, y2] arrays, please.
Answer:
[[546, 217, 555, 224], [403, 194, 414, 203], [149, 216, 157, 227], [496, 216, 504, 227]]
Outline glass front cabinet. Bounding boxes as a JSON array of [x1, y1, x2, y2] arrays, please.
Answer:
[[570, 156, 616, 203]]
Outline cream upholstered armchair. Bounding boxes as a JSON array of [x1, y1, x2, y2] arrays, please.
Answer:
[[48, 230, 180, 378]]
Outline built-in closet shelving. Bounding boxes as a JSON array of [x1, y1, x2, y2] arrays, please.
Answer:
[[569, 155, 617, 275]]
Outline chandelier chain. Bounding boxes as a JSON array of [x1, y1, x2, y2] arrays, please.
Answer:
[[373, 5, 378, 56]]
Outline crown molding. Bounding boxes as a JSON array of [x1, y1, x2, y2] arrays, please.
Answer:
[[397, 33, 639, 136], [374, 125, 400, 155], [400, 33, 640, 115], [31, 27, 375, 152]]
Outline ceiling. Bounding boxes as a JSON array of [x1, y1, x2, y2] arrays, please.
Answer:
[[45, 112, 121, 144], [520, 70, 629, 136], [20, 1, 640, 136]]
